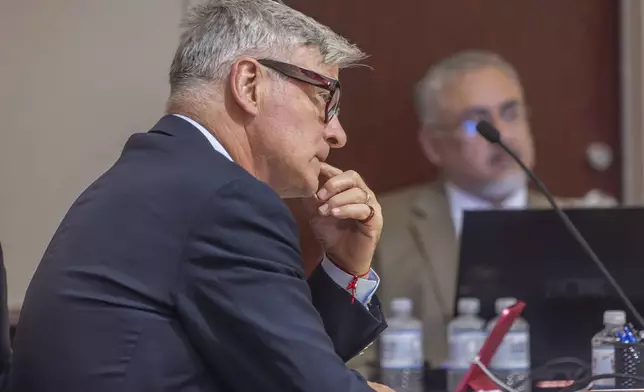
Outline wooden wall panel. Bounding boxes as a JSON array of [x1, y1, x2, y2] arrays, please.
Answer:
[[282, 1, 621, 274]]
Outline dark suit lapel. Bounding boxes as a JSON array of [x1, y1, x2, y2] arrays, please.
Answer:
[[409, 183, 459, 320]]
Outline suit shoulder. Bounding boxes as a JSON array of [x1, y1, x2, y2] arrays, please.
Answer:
[[379, 182, 430, 208], [198, 173, 298, 240], [378, 182, 435, 224], [214, 174, 291, 215], [375, 182, 438, 255], [184, 173, 302, 275], [528, 189, 617, 209]]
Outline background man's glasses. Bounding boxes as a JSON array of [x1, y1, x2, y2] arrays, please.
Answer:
[[258, 59, 341, 124], [435, 102, 530, 139]]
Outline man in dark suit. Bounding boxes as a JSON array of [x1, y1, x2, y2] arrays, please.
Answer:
[[8, 1, 391, 391]]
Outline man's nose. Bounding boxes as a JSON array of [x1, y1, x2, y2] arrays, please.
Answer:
[[325, 116, 347, 148]]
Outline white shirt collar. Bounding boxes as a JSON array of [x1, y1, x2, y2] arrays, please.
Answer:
[[445, 182, 527, 236], [172, 114, 233, 162]]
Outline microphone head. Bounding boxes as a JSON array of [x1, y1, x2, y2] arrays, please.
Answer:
[[475, 120, 501, 144]]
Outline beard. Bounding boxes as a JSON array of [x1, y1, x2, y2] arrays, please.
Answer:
[[476, 170, 527, 201]]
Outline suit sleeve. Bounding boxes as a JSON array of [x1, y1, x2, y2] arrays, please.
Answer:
[[320, 257, 380, 306], [174, 178, 385, 391], [346, 249, 386, 381]]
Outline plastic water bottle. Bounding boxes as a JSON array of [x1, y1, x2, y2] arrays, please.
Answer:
[[487, 297, 531, 392], [591, 310, 626, 389], [446, 298, 486, 391], [379, 298, 424, 391]]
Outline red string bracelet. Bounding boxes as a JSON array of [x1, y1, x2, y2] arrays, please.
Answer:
[[327, 257, 370, 304]]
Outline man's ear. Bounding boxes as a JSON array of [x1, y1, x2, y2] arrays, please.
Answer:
[[418, 127, 442, 166], [229, 57, 262, 117]]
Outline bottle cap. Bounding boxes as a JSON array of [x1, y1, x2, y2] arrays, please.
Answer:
[[495, 297, 517, 314], [391, 297, 413, 314], [604, 310, 626, 325], [458, 298, 480, 315]]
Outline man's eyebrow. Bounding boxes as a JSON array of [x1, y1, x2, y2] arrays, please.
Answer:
[[461, 107, 489, 117], [500, 99, 520, 112], [459, 99, 521, 117]]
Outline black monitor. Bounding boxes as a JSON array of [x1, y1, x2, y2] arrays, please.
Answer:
[[456, 207, 644, 371]]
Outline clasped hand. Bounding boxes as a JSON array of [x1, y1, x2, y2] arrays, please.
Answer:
[[305, 162, 383, 276]]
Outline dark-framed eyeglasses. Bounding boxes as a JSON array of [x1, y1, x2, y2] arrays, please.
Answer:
[[257, 59, 341, 123]]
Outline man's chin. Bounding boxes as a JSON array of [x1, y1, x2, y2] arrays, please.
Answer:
[[477, 171, 527, 200], [277, 177, 319, 199], [493, 165, 525, 181]]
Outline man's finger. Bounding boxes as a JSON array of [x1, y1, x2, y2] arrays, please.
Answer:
[[318, 170, 369, 201], [318, 188, 367, 215], [317, 175, 358, 201], [367, 381, 395, 392], [318, 162, 343, 179], [324, 203, 372, 221]]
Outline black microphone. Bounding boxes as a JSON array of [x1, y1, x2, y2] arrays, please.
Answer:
[[475, 120, 644, 329]]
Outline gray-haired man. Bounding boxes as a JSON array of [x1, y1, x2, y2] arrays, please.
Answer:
[[9, 1, 391, 391]]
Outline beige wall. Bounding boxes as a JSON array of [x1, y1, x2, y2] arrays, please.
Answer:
[[0, 0, 183, 309]]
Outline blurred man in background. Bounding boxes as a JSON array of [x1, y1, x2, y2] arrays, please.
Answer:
[[350, 49, 615, 379]]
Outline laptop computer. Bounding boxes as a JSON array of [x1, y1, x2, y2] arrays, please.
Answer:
[[456, 207, 644, 386]]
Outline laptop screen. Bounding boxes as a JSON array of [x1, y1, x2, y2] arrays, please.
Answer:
[[457, 207, 644, 370]]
